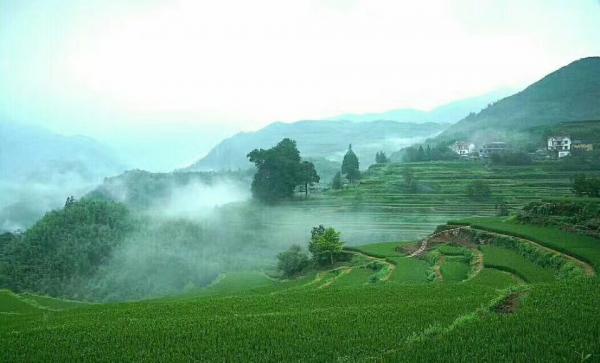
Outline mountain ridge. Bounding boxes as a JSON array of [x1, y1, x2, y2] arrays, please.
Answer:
[[436, 56, 600, 142]]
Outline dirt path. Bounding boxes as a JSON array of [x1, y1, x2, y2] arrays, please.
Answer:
[[408, 227, 465, 258]]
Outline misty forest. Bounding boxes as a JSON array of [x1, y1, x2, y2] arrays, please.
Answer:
[[2, 1, 600, 362]]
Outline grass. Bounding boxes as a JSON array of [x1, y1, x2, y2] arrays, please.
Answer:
[[381, 279, 600, 362], [440, 256, 471, 282], [468, 268, 522, 288], [332, 267, 374, 287], [480, 245, 556, 283], [350, 241, 406, 257], [4, 161, 600, 360], [278, 161, 600, 244], [387, 257, 431, 283], [456, 217, 600, 270], [0, 283, 502, 362]]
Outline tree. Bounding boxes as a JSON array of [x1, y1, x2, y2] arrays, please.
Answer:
[[402, 167, 418, 193], [247, 138, 319, 202], [331, 171, 342, 190], [308, 225, 344, 266], [466, 180, 492, 201], [277, 245, 309, 277], [299, 161, 320, 198], [416, 145, 426, 161], [375, 151, 389, 164], [496, 202, 510, 216], [573, 174, 600, 197], [342, 144, 360, 184]]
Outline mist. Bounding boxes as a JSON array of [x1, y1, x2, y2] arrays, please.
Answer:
[[80, 170, 453, 301]]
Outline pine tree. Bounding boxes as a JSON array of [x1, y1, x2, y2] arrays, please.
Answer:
[[342, 144, 360, 184]]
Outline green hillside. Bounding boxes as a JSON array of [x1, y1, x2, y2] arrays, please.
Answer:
[[2, 215, 599, 361], [438, 57, 600, 142]]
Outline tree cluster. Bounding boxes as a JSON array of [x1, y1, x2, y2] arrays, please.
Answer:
[[375, 151, 389, 164], [247, 138, 319, 202], [0, 197, 134, 298], [573, 174, 600, 197], [276, 225, 346, 277], [466, 180, 492, 201], [489, 151, 532, 165], [403, 144, 459, 162]]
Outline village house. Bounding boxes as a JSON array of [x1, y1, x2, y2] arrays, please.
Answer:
[[479, 142, 508, 158], [450, 141, 475, 157], [547, 136, 571, 158], [571, 140, 594, 153]]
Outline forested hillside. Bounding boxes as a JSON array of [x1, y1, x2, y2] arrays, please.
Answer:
[[437, 57, 600, 142]]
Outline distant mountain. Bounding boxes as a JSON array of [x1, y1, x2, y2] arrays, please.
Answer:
[[185, 120, 446, 172], [329, 89, 513, 124], [0, 121, 127, 231], [437, 57, 600, 142]]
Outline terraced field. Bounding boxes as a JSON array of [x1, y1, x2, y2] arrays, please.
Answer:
[[2, 219, 600, 361], [262, 161, 600, 245]]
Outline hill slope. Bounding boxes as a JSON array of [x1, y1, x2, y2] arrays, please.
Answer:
[[329, 88, 513, 124], [437, 57, 600, 141], [0, 121, 126, 231], [186, 120, 445, 171]]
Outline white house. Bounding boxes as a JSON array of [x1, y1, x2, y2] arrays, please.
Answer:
[[547, 136, 571, 158], [450, 141, 475, 157], [479, 142, 508, 158]]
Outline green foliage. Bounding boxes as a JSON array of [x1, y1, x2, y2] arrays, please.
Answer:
[[1, 197, 133, 298], [401, 167, 418, 193], [440, 256, 471, 282], [518, 198, 600, 237], [247, 138, 320, 202], [277, 245, 310, 277], [308, 225, 345, 265], [298, 160, 320, 198], [480, 245, 556, 283], [489, 151, 532, 165], [457, 217, 600, 271], [496, 202, 510, 216], [341, 144, 360, 184], [248, 138, 303, 202], [402, 143, 459, 162], [572, 174, 600, 197], [331, 171, 342, 190], [0, 283, 505, 362], [375, 151, 389, 164], [437, 57, 600, 140], [466, 180, 492, 201]]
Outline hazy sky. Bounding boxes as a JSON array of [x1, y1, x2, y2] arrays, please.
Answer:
[[1, 0, 600, 169]]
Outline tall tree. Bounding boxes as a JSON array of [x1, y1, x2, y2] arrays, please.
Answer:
[[299, 161, 320, 198], [247, 138, 320, 202], [331, 171, 342, 190], [342, 144, 360, 184], [375, 151, 389, 164], [308, 225, 344, 266]]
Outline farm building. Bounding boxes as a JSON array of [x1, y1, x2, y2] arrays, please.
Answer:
[[572, 140, 594, 152], [547, 136, 571, 158], [479, 142, 508, 158], [450, 141, 475, 157]]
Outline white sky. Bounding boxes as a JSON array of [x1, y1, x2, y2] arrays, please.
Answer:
[[1, 0, 600, 169]]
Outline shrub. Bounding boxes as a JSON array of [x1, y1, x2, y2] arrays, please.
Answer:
[[466, 180, 492, 201], [277, 245, 310, 277]]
